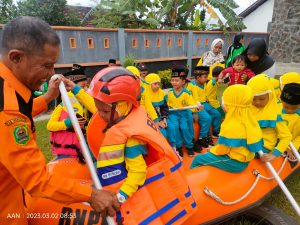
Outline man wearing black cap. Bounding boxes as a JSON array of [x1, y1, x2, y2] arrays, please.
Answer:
[[108, 59, 117, 67], [280, 83, 300, 160]]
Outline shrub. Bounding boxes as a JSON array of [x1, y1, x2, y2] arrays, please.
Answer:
[[121, 54, 136, 68], [158, 69, 172, 89]]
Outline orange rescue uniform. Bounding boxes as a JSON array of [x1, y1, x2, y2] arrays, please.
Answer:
[[0, 63, 92, 225]]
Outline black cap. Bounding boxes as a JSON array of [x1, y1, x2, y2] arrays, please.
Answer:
[[64, 69, 87, 83], [64, 68, 85, 76], [171, 65, 189, 78], [137, 63, 148, 71], [280, 83, 300, 105], [109, 59, 117, 64], [72, 64, 84, 71], [194, 66, 209, 76]]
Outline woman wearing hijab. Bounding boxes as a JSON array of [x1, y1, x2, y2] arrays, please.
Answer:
[[225, 34, 245, 68], [243, 38, 276, 77], [190, 85, 263, 173], [202, 38, 225, 66]]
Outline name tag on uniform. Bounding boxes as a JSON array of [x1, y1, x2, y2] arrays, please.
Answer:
[[102, 170, 121, 179]]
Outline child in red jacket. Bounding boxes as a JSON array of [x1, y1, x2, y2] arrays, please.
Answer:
[[221, 55, 255, 85]]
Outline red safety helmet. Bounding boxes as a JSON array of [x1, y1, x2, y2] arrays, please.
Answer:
[[88, 66, 141, 107]]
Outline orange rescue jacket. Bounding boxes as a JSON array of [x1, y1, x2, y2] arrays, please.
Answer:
[[92, 106, 198, 225], [0, 63, 92, 225]]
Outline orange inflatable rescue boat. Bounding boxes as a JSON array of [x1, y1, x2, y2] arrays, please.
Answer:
[[26, 113, 299, 225]]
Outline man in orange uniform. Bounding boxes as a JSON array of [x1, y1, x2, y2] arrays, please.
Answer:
[[0, 16, 120, 225]]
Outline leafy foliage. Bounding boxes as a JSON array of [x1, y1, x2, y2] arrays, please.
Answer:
[[206, 0, 246, 31], [0, 0, 18, 24], [90, 0, 246, 31], [157, 69, 172, 89], [12, 0, 81, 26], [121, 54, 137, 68]]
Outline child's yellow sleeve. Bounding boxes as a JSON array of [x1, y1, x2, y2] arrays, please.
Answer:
[[290, 119, 300, 150], [273, 120, 292, 156], [47, 105, 70, 131], [206, 80, 220, 108], [119, 138, 147, 198], [71, 85, 97, 114], [141, 90, 159, 122], [292, 135, 300, 151]]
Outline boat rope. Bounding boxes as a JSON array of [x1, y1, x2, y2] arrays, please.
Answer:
[[204, 157, 289, 205], [282, 153, 298, 162], [257, 156, 288, 181]]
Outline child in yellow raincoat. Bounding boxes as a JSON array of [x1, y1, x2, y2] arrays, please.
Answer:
[[247, 74, 292, 162], [279, 72, 300, 90], [191, 85, 263, 172], [279, 83, 300, 160], [143, 73, 169, 137]]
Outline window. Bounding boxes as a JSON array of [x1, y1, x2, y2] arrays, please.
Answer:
[[87, 38, 94, 49], [205, 38, 209, 46], [69, 37, 76, 49], [144, 39, 150, 48], [132, 38, 138, 48], [103, 38, 110, 49], [177, 38, 182, 47], [167, 37, 172, 48], [156, 38, 161, 48], [196, 38, 201, 46]]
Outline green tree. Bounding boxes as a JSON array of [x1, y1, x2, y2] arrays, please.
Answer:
[[0, 0, 18, 24], [89, 0, 245, 31], [18, 0, 81, 26], [87, 0, 153, 28]]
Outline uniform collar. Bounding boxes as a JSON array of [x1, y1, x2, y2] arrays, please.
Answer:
[[0, 62, 32, 103]]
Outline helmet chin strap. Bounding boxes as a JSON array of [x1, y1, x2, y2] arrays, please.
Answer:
[[102, 102, 128, 132]]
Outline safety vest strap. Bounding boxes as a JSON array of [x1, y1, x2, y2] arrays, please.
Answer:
[[138, 161, 197, 225], [139, 198, 181, 225], [139, 193, 197, 225], [143, 161, 182, 186]]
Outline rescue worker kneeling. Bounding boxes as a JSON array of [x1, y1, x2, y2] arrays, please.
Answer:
[[88, 67, 197, 224]]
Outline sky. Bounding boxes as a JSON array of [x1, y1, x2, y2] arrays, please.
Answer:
[[67, 0, 256, 12]]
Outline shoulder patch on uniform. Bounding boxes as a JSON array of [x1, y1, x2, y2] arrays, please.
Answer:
[[13, 125, 30, 145], [4, 117, 26, 126]]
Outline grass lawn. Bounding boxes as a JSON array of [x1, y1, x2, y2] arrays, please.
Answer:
[[35, 119, 299, 223]]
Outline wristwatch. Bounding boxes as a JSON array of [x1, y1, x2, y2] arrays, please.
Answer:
[[117, 193, 126, 203]]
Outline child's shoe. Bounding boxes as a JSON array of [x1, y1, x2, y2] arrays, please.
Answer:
[[187, 148, 195, 157], [197, 138, 209, 148], [212, 133, 219, 139], [177, 147, 184, 157], [206, 136, 214, 146], [193, 139, 203, 153]]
